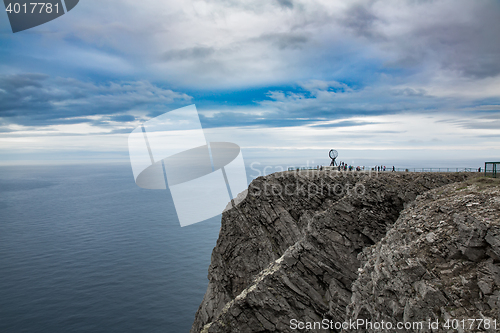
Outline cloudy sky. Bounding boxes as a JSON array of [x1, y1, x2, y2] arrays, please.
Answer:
[[0, 0, 499, 167]]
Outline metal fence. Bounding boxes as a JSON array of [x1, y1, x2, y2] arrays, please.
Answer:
[[393, 167, 478, 173], [485, 162, 499, 178], [287, 166, 480, 173]]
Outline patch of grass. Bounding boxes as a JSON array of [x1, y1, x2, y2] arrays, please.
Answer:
[[455, 186, 468, 191], [461, 176, 500, 190]]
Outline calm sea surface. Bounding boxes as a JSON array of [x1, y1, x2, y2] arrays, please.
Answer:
[[0, 164, 223, 333]]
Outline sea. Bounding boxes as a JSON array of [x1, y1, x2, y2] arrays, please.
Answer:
[[0, 159, 481, 333], [0, 163, 226, 333]]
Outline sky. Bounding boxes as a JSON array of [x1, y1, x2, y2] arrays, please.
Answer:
[[0, 0, 499, 168]]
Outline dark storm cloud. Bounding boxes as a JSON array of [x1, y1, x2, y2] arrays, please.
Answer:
[[0, 73, 50, 90], [341, 3, 381, 39], [162, 33, 309, 67], [109, 115, 136, 122], [411, 4, 500, 79], [254, 32, 309, 50], [337, 1, 500, 79], [163, 46, 216, 61], [276, 0, 293, 9], [0, 74, 192, 127]]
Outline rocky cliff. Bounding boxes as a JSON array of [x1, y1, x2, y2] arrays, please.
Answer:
[[190, 171, 498, 333], [348, 176, 500, 332]]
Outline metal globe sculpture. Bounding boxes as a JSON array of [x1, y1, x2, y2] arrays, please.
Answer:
[[329, 149, 338, 166]]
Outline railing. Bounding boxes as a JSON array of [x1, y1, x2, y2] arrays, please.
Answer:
[[393, 167, 478, 173], [288, 166, 322, 171], [287, 166, 480, 173]]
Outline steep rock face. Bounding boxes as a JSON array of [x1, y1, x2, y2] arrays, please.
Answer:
[[191, 171, 472, 333], [348, 177, 500, 332]]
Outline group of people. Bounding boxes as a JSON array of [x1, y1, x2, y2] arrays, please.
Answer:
[[374, 165, 396, 172], [334, 162, 396, 172], [337, 162, 365, 172]]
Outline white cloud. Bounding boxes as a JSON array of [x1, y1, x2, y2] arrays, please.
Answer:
[[1, 0, 500, 165], [10, 0, 497, 94]]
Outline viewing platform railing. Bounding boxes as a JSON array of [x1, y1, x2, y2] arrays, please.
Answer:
[[287, 166, 480, 173], [393, 167, 477, 173]]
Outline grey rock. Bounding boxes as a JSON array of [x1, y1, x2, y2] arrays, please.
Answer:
[[191, 171, 478, 333], [347, 177, 500, 332]]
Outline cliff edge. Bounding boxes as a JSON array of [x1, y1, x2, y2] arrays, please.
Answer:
[[348, 176, 500, 332], [191, 171, 497, 332]]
